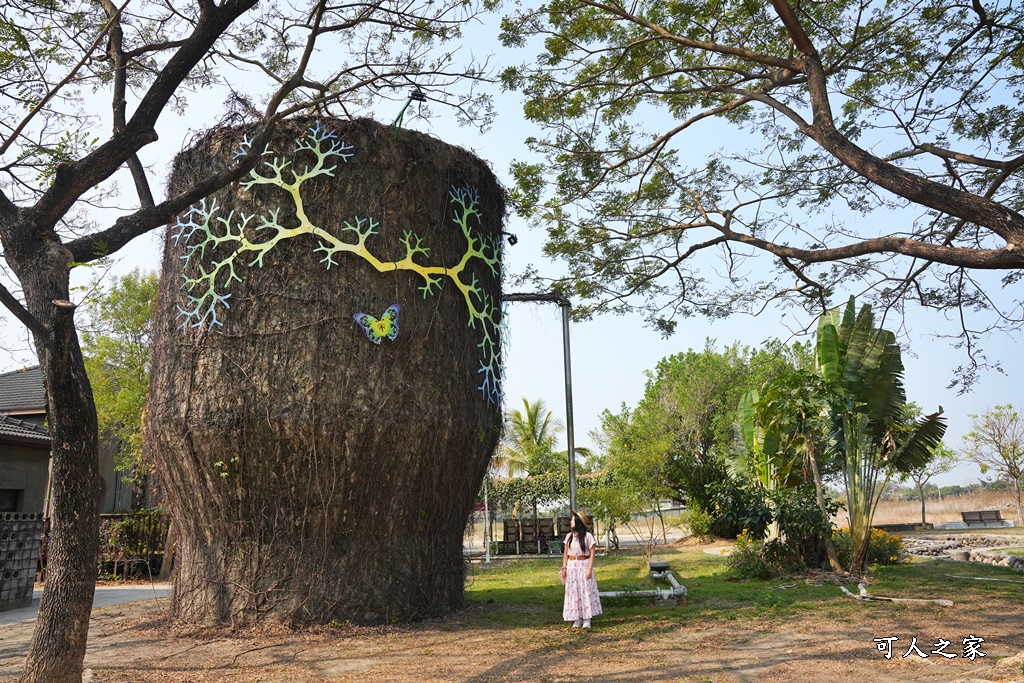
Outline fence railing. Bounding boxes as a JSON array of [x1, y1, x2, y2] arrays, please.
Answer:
[[39, 510, 171, 580]]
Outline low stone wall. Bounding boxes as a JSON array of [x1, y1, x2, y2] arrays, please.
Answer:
[[966, 547, 1024, 570], [902, 534, 1024, 571], [0, 513, 44, 611]]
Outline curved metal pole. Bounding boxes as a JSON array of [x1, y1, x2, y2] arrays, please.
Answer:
[[502, 291, 578, 512]]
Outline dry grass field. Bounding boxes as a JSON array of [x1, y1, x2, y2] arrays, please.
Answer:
[[869, 490, 1021, 527]]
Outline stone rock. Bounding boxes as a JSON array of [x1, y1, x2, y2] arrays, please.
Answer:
[[991, 651, 1024, 674]]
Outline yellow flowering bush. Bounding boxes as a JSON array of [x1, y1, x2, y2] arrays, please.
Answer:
[[833, 527, 906, 567]]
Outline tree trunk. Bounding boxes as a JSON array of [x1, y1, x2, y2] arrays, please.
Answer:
[[147, 118, 504, 625], [806, 440, 843, 572], [919, 485, 927, 525], [158, 521, 175, 581], [0, 231, 102, 683], [1014, 477, 1023, 528]]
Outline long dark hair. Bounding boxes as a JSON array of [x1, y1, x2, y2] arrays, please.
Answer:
[[571, 512, 590, 554]]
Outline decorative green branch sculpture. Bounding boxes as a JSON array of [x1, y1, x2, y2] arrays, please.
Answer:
[[172, 122, 504, 404]]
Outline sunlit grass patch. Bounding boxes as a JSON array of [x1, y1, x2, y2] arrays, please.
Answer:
[[464, 543, 1024, 631]]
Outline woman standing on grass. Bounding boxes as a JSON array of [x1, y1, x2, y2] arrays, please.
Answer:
[[559, 511, 602, 628]]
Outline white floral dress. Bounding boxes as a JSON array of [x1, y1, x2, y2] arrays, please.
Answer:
[[562, 531, 602, 621]]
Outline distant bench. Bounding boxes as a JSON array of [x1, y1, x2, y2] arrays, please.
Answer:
[[961, 510, 1003, 526]]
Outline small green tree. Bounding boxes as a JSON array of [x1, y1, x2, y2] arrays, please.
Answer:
[[81, 269, 159, 484], [593, 405, 675, 547], [962, 405, 1024, 525], [592, 339, 809, 539], [632, 341, 794, 511], [899, 443, 959, 525]]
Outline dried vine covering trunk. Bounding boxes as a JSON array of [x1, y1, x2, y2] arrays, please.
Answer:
[[146, 117, 504, 625]]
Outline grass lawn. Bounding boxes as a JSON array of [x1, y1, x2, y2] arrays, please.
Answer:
[[464, 542, 1024, 632]]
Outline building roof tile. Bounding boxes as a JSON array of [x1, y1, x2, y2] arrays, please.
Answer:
[[0, 366, 45, 413], [0, 414, 50, 443]]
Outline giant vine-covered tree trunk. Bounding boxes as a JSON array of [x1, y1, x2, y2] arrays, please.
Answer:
[[146, 118, 504, 625]]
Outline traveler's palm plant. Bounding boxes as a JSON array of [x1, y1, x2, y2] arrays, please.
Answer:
[[816, 299, 946, 572]]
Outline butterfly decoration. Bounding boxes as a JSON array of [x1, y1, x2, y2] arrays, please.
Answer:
[[353, 304, 400, 344]]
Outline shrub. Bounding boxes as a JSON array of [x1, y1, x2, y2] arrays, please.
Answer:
[[833, 527, 906, 568], [682, 507, 714, 540], [771, 485, 841, 568], [727, 532, 805, 580], [708, 478, 772, 539]]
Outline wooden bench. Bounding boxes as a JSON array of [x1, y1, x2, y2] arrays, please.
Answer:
[[961, 510, 1003, 526]]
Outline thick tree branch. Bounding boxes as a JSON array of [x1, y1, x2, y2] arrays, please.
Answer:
[[65, 127, 275, 263], [769, 0, 1024, 243], [99, 0, 156, 209], [0, 281, 48, 340], [586, 0, 798, 71], [122, 39, 189, 60], [716, 225, 1023, 269], [27, 0, 259, 232], [918, 143, 1024, 172], [0, 189, 15, 220]]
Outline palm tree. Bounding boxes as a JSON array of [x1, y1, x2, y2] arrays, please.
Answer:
[[493, 398, 591, 522], [817, 299, 946, 573], [495, 398, 564, 477]]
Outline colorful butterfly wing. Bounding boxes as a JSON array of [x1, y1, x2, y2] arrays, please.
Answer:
[[353, 312, 385, 344], [353, 304, 400, 344], [381, 304, 400, 341]]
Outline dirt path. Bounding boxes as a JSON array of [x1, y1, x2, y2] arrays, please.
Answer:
[[1, 596, 1022, 682]]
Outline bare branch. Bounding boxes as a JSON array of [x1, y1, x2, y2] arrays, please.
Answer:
[[0, 0, 129, 159]]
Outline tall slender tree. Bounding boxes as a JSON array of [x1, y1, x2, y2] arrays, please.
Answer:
[[495, 398, 564, 477], [899, 443, 958, 526]]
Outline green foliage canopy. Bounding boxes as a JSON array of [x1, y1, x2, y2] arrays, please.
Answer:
[[501, 0, 1024, 379], [495, 398, 565, 477], [593, 339, 806, 514], [81, 269, 159, 480]]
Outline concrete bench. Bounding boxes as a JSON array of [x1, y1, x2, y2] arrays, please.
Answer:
[[961, 510, 1003, 526]]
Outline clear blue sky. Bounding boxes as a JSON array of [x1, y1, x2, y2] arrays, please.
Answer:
[[2, 15, 1021, 489]]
